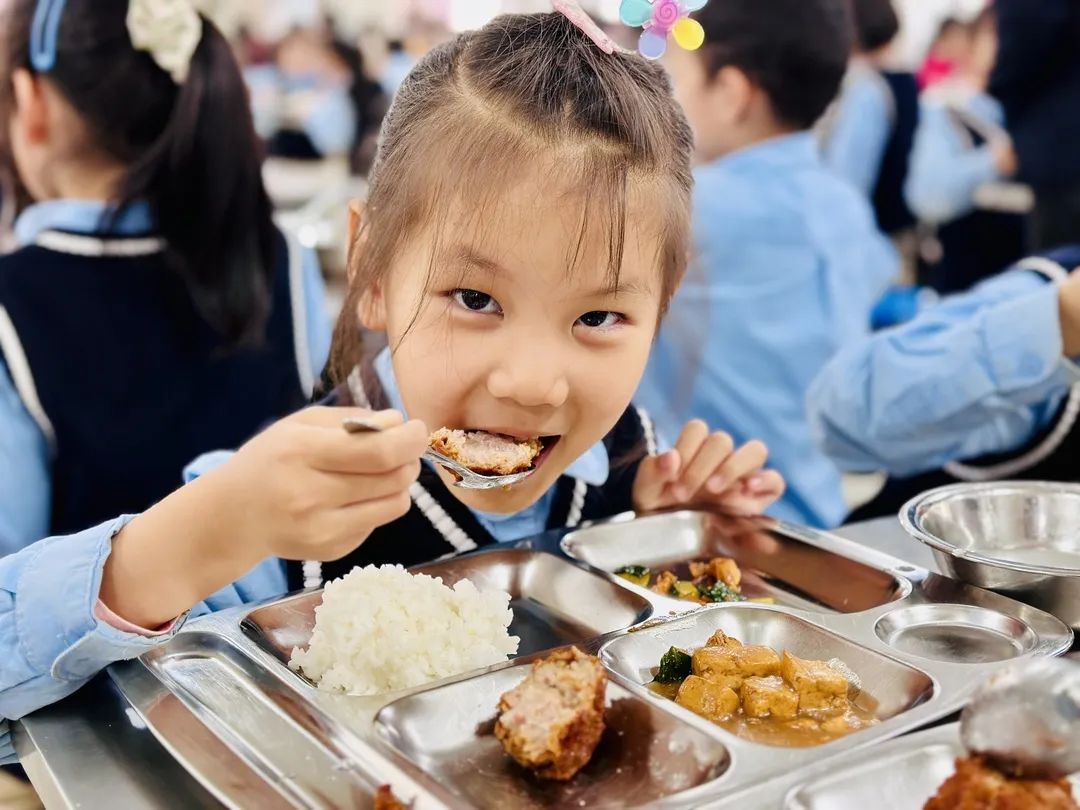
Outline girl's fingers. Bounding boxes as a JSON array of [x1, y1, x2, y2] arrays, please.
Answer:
[[293, 406, 403, 430], [312, 461, 422, 508], [317, 490, 416, 556], [674, 431, 735, 502], [634, 449, 682, 508], [672, 419, 709, 466], [705, 440, 769, 495], [302, 418, 430, 474]]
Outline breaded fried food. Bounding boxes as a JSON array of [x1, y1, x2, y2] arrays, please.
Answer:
[[781, 652, 849, 714], [651, 570, 678, 596], [374, 785, 408, 810], [429, 429, 542, 475], [924, 756, 1079, 810], [676, 674, 740, 722], [495, 648, 606, 782]]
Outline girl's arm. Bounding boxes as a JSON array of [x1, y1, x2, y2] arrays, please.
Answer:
[[807, 267, 1076, 477], [0, 361, 50, 555], [101, 406, 426, 628]]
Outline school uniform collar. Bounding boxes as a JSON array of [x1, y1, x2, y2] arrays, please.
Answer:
[[372, 347, 610, 486], [702, 131, 820, 176], [14, 200, 163, 258]]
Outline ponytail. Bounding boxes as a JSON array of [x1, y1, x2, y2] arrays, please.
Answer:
[[115, 22, 277, 347], [3, 0, 277, 347]]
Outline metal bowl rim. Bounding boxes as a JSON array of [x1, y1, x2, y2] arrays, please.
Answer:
[[899, 481, 1080, 578]]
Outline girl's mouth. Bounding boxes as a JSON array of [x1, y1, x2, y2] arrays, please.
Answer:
[[428, 429, 562, 476]]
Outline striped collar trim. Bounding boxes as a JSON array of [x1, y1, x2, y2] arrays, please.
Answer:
[[35, 230, 166, 257]]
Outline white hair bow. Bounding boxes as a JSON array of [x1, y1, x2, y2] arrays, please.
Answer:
[[126, 0, 203, 84]]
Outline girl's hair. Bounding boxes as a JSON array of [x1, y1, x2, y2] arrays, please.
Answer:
[[328, 12, 694, 383], [1, 0, 277, 347]]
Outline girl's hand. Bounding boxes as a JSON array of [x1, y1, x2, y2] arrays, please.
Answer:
[[632, 420, 785, 516], [101, 407, 428, 628], [213, 407, 428, 563]]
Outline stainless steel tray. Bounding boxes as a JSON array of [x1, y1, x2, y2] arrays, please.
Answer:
[[107, 512, 1074, 809], [717, 723, 1079, 809]]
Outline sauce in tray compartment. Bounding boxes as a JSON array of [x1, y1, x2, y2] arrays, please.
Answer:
[[645, 631, 879, 748]]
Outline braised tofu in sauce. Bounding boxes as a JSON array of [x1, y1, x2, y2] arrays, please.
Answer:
[[649, 633, 877, 747]]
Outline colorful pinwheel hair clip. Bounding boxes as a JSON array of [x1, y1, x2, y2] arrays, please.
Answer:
[[620, 0, 708, 60]]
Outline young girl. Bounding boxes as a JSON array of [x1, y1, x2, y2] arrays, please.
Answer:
[[0, 0, 332, 553], [0, 9, 783, 760]]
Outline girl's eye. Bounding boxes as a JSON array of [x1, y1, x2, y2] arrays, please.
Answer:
[[451, 289, 502, 315], [577, 311, 623, 330]]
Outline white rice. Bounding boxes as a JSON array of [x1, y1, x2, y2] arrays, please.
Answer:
[[289, 564, 520, 695]]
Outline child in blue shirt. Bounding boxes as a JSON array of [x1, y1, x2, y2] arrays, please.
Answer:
[[636, 0, 896, 529], [0, 8, 785, 762], [0, 0, 332, 554], [808, 246, 1080, 518]]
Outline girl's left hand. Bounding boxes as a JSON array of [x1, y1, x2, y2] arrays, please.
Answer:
[[632, 420, 786, 515]]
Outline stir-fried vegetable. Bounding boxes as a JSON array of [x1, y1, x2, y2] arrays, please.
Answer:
[[655, 647, 692, 684], [698, 581, 747, 603], [671, 580, 700, 601], [614, 565, 651, 588]]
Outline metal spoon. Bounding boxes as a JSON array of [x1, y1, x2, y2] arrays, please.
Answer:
[[342, 417, 537, 491], [960, 657, 1080, 780]]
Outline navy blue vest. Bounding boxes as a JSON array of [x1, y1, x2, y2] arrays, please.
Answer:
[[0, 228, 309, 536], [872, 71, 920, 235]]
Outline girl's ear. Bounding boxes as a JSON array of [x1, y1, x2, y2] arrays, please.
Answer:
[[345, 198, 367, 284], [358, 282, 387, 331], [347, 198, 387, 330], [11, 69, 50, 145]]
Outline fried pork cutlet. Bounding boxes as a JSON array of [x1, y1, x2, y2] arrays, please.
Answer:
[[924, 757, 1079, 810], [429, 429, 542, 475], [373, 785, 408, 810], [495, 648, 606, 781]]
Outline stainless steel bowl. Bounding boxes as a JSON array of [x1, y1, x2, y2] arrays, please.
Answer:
[[901, 481, 1080, 630]]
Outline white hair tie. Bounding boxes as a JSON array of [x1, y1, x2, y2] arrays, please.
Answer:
[[126, 0, 203, 84]]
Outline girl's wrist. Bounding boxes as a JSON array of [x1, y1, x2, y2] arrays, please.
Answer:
[[100, 470, 265, 628]]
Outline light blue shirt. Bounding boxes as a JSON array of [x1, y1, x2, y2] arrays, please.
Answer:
[[637, 133, 897, 528], [822, 64, 893, 197], [0, 200, 333, 556], [807, 269, 1071, 476], [905, 91, 1004, 225]]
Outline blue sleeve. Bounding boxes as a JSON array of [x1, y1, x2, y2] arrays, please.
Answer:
[[0, 514, 288, 746], [807, 270, 1071, 476], [823, 72, 893, 196], [0, 363, 51, 556], [300, 247, 332, 380], [905, 103, 999, 225]]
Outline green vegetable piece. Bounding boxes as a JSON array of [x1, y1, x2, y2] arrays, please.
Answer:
[[655, 647, 692, 684], [671, 580, 700, 601], [615, 565, 651, 588], [697, 581, 747, 603]]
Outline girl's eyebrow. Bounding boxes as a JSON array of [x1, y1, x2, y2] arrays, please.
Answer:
[[442, 244, 655, 298]]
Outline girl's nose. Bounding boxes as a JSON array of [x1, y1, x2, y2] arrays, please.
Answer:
[[486, 362, 570, 409]]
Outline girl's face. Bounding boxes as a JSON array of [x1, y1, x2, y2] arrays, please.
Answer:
[[361, 172, 666, 514]]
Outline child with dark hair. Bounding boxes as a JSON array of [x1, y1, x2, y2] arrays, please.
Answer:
[[0, 0, 332, 552], [636, 0, 896, 528], [0, 9, 783, 760], [822, 0, 920, 238]]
